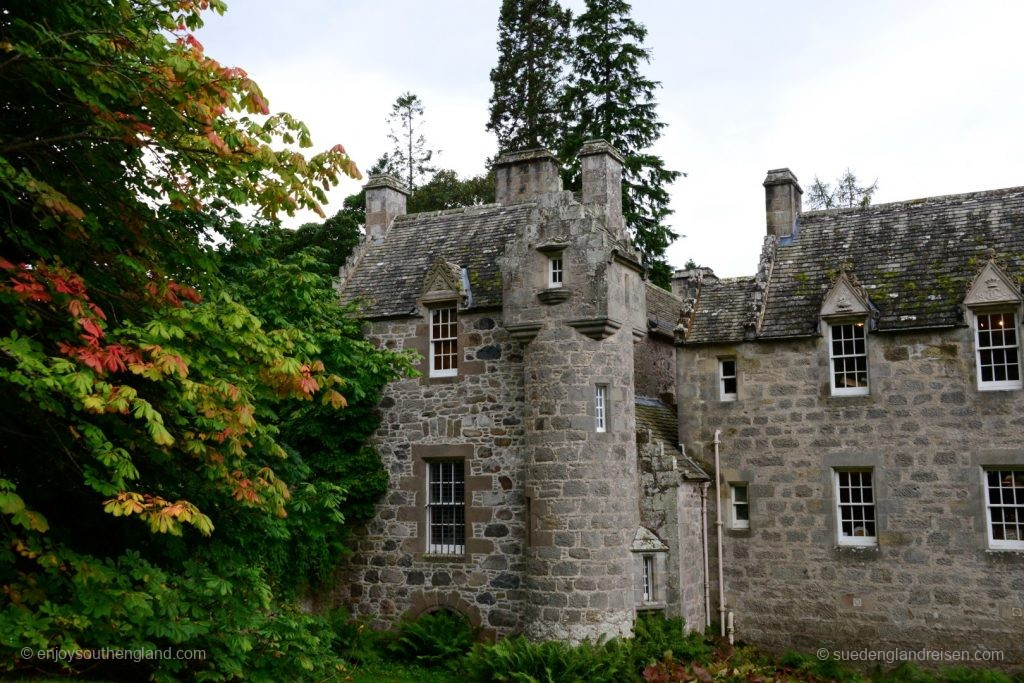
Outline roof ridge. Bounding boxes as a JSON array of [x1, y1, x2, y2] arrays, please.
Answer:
[[394, 202, 533, 221], [802, 184, 1024, 218]]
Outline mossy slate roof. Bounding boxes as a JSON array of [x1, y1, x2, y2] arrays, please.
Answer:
[[690, 186, 1024, 343], [340, 203, 533, 318], [635, 397, 709, 480]]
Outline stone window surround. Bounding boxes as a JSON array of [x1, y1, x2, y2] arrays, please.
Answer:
[[970, 308, 1023, 392], [409, 307, 485, 385], [972, 450, 1024, 554], [595, 383, 608, 432], [632, 550, 668, 611], [822, 452, 887, 553], [827, 319, 870, 397], [397, 444, 493, 561], [589, 376, 619, 436], [547, 252, 564, 289]]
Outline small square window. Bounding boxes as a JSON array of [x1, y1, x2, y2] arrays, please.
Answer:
[[834, 469, 877, 546], [829, 322, 869, 396], [974, 312, 1022, 391], [595, 384, 607, 433], [548, 255, 563, 288], [430, 307, 458, 378], [984, 469, 1024, 550], [719, 358, 737, 401], [730, 483, 749, 529]]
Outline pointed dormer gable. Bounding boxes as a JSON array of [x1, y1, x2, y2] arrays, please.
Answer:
[[820, 267, 872, 319], [630, 526, 669, 553], [963, 255, 1021, 308], [420, 256, 463, 306]]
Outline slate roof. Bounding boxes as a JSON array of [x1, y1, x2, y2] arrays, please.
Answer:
[[685, 276, 755, 344], [644, 282, 683, 337], [339, 203, 533, 318], [689, 186, 1024, 342], [635, 397, 709, 480]]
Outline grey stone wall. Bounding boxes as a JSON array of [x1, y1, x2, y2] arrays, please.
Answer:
[[638, 435, 708, 631], [679, 328, 1024, 665], [634, 336, 676, 399], [340, 310, 528, 637]]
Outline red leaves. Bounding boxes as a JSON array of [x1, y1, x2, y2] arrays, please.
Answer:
[[145, 279, 202, 307]]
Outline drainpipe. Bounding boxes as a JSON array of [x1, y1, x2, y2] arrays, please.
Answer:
[[713, 429, 725, 638], [700, 481, 711, 630]]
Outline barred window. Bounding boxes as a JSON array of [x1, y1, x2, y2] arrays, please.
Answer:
[[834, 469, 876, 546], [428, 461, 465, 555], [975, 312, 1021, 390], [430, 307, 458, 378], [829, 322, 868, 396], [985, 469, 1024, 550], [548, 255, 563, 288]]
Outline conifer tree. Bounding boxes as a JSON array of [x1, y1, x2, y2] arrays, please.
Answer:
[[487, 0, 572, 153], [387, 92, 437, 190], [561, 0, 682, 287]]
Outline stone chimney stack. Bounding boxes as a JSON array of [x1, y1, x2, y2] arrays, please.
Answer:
[[763, 168, 802, 239], [493, 148, 562, 205], [579, 139, 625, 233], [671, 267, 717, 301], [364, 174, 410, 242]]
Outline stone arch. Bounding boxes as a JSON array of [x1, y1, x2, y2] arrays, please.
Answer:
[[404, 590, 495, 641]]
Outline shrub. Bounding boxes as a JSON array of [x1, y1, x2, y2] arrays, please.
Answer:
[[465, 635, 635, 683], [386, 610, 477, 668], [631, 613, 713, 671]]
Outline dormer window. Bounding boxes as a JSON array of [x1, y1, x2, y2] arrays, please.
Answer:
[[829, 321, 869, 396], [548, 254, 563, 288], [430, 307, 458, 378], [974, 311, 1021, 391]]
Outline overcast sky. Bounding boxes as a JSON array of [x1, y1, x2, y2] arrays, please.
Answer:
[[196, 1, 1024, 277]]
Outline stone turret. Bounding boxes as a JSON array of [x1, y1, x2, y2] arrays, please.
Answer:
[[499, 140, 644, 642]]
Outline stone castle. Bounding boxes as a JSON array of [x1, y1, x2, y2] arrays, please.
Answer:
[[336, 141, 1023, 664]]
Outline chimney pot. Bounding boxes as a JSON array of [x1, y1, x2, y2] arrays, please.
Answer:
[[763, 168, 802, 239], [364, 174, 410, 242], [493, 148, 562, 204]]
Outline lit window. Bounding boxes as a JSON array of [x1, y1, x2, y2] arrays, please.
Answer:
[[719, 358, 737, 401], [731, 484, 749, 529], [595, 384, 607, 432], [642, 555, 654, 602], [975, 312, 1021, 391], [427, 461, 465, 555], [985, 469, 1024, 550], [829, 322, 868, 396], [430, 307, 458, 377], [834, 469, 876, 546], [548, 255, 563, 288]]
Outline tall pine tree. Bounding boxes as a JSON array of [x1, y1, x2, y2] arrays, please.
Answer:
[[487, 0, 572, 153], [561, 0, 682, 288], [386, 92, 437, 190]]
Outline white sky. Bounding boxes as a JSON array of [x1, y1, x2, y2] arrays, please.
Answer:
[[197, 0, 1024, 277]]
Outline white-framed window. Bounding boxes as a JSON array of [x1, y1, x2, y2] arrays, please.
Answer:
[[548, 254, 564, 288], [430, 307, 458, 378], [427, 460, 465, 555], [730, 483, 749, 529], [834, 469, 876, 546], [829, 322, 868, 396], [595, 384, 607, 433], [719, 358, 737, 401], [642, 555, 654, 602], [984, 469, 1024, 550], [974, 311, 1022, 391]]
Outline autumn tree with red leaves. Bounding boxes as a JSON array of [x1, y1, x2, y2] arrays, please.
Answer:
[[0, 1, 410, 679]]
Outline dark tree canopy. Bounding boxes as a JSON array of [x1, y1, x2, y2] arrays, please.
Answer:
[[561, 0, 683, 289], [487, 0, 572, 153]]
